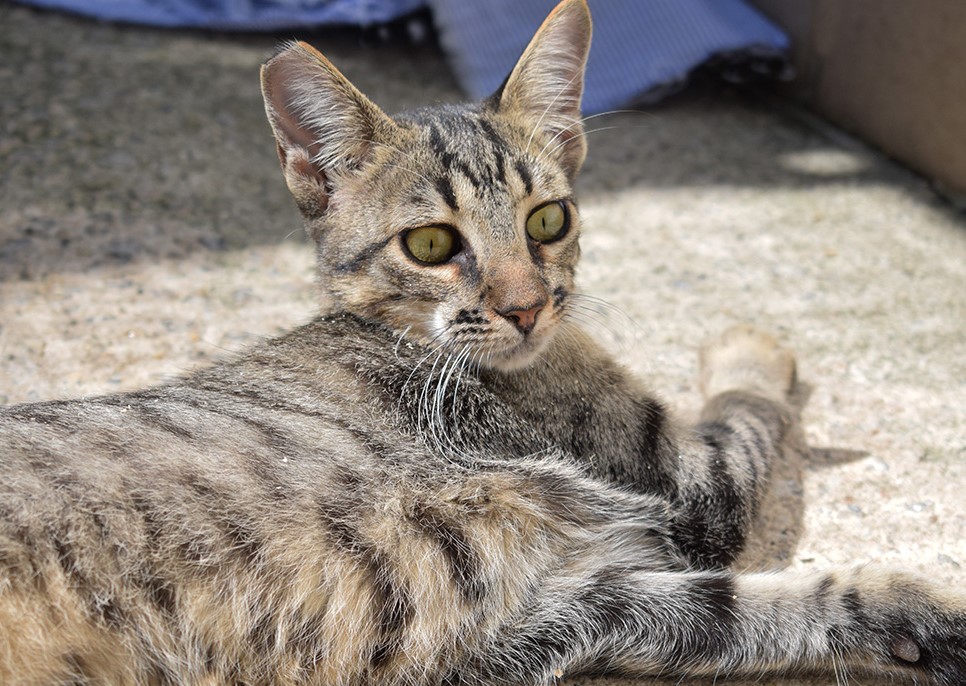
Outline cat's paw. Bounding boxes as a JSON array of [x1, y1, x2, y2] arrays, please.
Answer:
[[846, 573, 966, 686], [913, 619, 966, 686], [873, 584, 966, 686], [698, 325, 796, 402]]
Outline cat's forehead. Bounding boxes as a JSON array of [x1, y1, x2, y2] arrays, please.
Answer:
[[396, 106, 514, 167], [392, 104, 565, 202], [397, 105, 504, 145]]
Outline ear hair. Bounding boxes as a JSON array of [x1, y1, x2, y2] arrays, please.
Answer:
[[260, 41, 397, 218], [493, 0, 592, 180]]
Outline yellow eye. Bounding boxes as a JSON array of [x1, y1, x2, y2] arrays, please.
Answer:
[[526, 201, 568, 242], [403, 226, 459, 264]]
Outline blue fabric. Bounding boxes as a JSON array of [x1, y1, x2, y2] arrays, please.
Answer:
[[428, 0, 789, 114], [16, 0, 787, 110], [14, 0, 427, 29]]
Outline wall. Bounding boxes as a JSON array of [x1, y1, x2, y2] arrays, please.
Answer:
[[751, 0, 966, 201]]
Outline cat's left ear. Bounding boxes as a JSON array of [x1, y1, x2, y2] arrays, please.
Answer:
[[490, 0, 592, 180], [260, 41, 397, 219]]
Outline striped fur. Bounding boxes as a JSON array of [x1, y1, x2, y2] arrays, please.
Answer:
[[1, 1, 963, 683]]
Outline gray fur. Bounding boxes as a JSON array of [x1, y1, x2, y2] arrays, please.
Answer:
[[1, 1, 963, 684]]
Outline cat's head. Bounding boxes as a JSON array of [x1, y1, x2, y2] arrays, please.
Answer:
[[260, 0, 591, 371]]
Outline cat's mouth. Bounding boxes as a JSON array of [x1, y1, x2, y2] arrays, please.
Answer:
[[420, 298, 566, 372], [480, 316, 558, 372]]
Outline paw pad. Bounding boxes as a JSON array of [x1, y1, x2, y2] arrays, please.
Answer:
[[890, 636, 921, 664]]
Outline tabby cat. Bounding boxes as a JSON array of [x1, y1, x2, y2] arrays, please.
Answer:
[[1, 0, 963, 683]]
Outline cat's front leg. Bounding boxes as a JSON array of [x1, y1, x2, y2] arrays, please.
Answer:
[[660, 325, 798, 568], [511, 323, 796, 569]]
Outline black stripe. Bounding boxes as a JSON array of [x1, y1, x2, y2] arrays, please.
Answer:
[[661, 574, 737, 666], [96, 597, 126, 629], [552, 286, 567, 307], [131, 404, 196, 441], [693, 573, 738, 630], [527, 470, 611, 527], [203, 644, 219, 673], [411, 505, 484, 603], [515, 159, 534, 195], [477, 118, 504, 148], [477, 119, 508, 184], [91, 396, 195, 442], [6, 403, 79, 431], [64, 653, 95, 685], [841, 586, 865, 628], [435, 176, 459, 212], [669, 424, 748, 568], [221, 516, 261, 564], [286, 614, 328, 671], [317, 499, 361, 554], [50, 528, 127, 629], [813, 573, 836, 605], [369, 561, 414, 668], [167, 383, 330, 432], [429, 123, 459, 173], [632, 397, 676, 498], [316, 498, 412, 669], [142, 572, 176, 616], [453, 309, 486, 326], [129, 495, 178, 616], [145, 390, 302, 459], [333, 235, 394, 274], [454, 160, 481, 189], [698, 423, 749, 514], [146, 654, 178, 686], [52, 535, 87, 590], [708, 391, 789, 443], [184, 474, 262, 565], [428, 123, 448, 159], [491, 145, 506, 184], [249, 611, 277, 654]]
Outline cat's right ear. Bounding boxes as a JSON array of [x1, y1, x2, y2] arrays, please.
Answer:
[[490, 0, 592, 181], [260, 42, 396, 218]]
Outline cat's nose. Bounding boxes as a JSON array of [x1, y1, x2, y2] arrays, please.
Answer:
[[498, 301, 546, 335]]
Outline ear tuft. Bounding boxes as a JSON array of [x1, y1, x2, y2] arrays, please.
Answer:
[[260, 41, 396, 217], [495, 0, 592, 180]]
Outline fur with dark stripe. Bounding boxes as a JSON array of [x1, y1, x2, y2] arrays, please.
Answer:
[[2, 1, 964, 684]]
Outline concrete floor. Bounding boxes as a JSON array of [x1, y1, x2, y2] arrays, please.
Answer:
[[1, 4, 964, 684]]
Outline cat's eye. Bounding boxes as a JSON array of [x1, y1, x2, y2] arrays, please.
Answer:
[[403, 226, 460, 265], [526, 201, 569, 243]]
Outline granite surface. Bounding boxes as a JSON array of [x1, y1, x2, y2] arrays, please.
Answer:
[[1, 4, 964, 684]]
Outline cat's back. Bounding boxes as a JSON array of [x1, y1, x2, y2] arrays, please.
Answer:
[[0, 315, 420, 569], [0, 314, 402, 457]]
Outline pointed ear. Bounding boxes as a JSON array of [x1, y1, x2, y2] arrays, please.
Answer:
[[493, 0, 592, 180], [260, 41, 397, 218]]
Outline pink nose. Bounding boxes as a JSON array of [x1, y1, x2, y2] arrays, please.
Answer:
[[498, 302, 545, 335]]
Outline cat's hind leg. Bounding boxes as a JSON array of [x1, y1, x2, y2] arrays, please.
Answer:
[[448, 564, 966, 685]]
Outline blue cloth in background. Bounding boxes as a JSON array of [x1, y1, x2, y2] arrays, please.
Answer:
[[15, 0, 788, 112], [428, 0, 789, 114], [14, 0, 427, 30]]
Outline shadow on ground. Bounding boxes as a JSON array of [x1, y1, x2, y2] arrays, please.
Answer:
[[0, 3, 944, 283]]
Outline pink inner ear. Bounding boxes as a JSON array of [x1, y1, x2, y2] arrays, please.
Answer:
[[263, 56, 322, 160], [291, 152, 327, 189]]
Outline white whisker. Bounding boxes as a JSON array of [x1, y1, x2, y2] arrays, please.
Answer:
[[544, 125, 625, 160], [535, 109, 648, 163], [525, 71, 583, 153]]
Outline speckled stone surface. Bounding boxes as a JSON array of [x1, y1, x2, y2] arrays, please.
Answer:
[[1, 4, 964, 684]]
